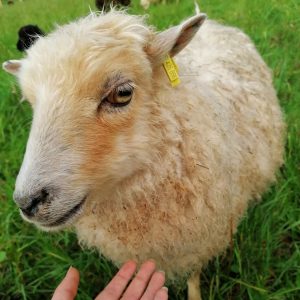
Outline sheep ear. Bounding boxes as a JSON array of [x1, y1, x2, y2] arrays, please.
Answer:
[[2, 60, 22, 75], [147, 14, 206, 65]]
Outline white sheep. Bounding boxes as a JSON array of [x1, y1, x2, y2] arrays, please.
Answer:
[[140, 0, 163, 10], [3, 10, 284, 299], [140, 0, 179, 10]]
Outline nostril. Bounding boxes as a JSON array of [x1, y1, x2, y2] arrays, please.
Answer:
[[21, 198, 39, 216], [41, 188, 49, 200], [20, 188, 50, 217]]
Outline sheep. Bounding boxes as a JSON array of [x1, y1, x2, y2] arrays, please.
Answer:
[[140, 0, 179, 10], [16, 25, 45, 52], [140, 0, 161, 10], [95, 0, 130, 11], [3, 10, 285, 299]]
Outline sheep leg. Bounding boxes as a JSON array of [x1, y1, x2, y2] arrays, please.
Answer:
[[187, 271, 201, 300]]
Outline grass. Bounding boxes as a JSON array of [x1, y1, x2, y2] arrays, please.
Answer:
[[0, 0, 299, 299]]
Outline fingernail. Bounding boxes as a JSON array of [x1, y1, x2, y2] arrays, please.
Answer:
[[145, 259, 156, 267], [162, 286, 168, 292]]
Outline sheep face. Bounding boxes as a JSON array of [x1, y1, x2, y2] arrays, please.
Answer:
[[3, 12, 206, 231]]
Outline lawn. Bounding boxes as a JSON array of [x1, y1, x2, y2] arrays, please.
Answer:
[[0, 0, 299, 299]]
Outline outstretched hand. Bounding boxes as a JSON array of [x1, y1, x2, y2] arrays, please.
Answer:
[[52, 260, 168, 300]]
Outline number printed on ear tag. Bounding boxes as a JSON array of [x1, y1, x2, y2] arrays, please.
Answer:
[[163, 54, 180, 87]]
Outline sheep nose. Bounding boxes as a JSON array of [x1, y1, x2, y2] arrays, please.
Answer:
[[14, 189, 49, 217]]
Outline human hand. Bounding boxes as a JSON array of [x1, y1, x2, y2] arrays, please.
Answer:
[[52, 260, 168, 300]]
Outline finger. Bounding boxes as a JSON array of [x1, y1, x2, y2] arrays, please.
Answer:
[[52, 267, 80, 300], [141, 271, 165, 300], [121, 260, 156, 300], [95, 260, 137, 300], [154, 287, 168, 300]]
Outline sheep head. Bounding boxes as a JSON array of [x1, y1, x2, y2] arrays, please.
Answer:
[[3, 11, 206, 231]]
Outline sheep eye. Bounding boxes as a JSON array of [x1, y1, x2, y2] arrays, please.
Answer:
[[106, 83, 133, 107]]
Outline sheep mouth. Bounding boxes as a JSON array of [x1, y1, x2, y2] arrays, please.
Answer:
[[40, 195, 87, 229]]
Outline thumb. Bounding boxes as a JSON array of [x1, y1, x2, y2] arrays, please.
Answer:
[[52, 267, 80, 300]]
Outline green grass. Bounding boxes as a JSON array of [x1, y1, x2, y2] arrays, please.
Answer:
[[0, 0, 299, 299]]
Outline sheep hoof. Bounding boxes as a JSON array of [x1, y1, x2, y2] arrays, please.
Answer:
[[187, 271, 202, 300]]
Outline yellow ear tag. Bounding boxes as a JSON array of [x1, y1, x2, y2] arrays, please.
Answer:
[[163, 54, 180, 87]]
